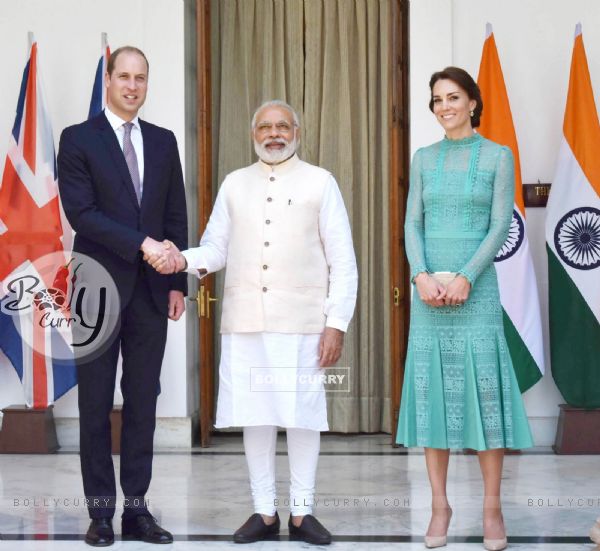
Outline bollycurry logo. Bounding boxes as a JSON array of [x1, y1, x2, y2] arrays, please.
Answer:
[[250, 366, 351, 393], [1, 251, 120, 363]]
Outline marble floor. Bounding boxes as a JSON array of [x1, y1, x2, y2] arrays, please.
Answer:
[[1, 434, 599, 550]]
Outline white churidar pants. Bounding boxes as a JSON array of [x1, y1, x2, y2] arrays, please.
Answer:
[[243, 425, 320, 516]]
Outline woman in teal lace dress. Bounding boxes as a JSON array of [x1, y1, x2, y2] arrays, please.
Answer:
[[396, 67, 533, 551]]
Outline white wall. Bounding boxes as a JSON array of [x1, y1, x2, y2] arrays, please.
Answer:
[[410, 0, 600, 445], [0, 0, 189, 420]]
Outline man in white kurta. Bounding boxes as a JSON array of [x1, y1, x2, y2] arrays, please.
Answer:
[[150, 100, 357, 545]]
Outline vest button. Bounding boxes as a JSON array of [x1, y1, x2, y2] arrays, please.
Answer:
[[265, 219, 271, 224], [262, 287, 268, 292], [264, 241, 270, 246], [269, 176, 275, 181], [267, 197, 273, 202], [263, 265, 268, 270]]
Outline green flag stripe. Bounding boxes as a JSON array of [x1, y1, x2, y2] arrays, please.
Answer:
[[502, 309, 542, 393], [547, 245, 600, 408]]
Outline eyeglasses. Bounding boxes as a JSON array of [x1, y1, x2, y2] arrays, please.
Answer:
[[255, 122, 296, 134]]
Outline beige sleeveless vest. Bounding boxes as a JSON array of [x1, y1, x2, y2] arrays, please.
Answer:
[[220, 155, 331, 334]]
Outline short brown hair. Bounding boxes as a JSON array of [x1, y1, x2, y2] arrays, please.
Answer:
[[107, 46, 149, 76], [428, 66, 483, 127]]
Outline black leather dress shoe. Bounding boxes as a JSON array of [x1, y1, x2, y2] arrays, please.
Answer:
[[85, 518, 114, 547], [233, 512, 280, 543], [288, 514, 332, 545], [122, 514, 173, 544]]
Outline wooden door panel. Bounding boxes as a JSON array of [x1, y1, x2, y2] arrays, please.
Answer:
[[193, 0, 410, 447], [389, 0, 411, 445], [196, 0, 214, 448]]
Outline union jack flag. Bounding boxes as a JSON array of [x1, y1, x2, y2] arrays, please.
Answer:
[[0, 38, 77, 408], [88, 33, 110, 119]]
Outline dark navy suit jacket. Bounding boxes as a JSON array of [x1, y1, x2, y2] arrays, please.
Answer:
[[57, 112, 188, 315]]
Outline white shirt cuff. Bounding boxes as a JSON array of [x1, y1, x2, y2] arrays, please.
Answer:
[[325, 316, 349, 332], [182, 249, 208, 279]]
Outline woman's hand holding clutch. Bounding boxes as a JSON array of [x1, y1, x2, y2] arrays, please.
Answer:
[[415, 273, 447, 307], [443, 275, 471, 306]]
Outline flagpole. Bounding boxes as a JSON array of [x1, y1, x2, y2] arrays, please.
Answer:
[[27, 31, 34, 50], [101, 32, 108, 50], [485, 22, 493, 39]]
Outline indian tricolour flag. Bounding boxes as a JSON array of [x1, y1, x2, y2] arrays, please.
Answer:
[[477, 23, 545, 392], [545, 23, 600, 408]]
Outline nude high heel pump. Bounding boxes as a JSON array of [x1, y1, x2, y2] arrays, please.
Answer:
[[424, 508, 452, 548], [483, 513, 507, 550], [590, 517, 600, 544], [424, 534, 448, 548], [483, 537, 507, 550]]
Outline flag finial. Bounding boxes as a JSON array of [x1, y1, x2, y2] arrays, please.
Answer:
[[485, 22, 493, 39], [27, 32, 35, 49], [575, 22, 582, 38]]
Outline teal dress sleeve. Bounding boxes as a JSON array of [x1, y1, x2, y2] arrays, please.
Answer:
[[404, 148, 429, 281], [458, 146, 515, 285]]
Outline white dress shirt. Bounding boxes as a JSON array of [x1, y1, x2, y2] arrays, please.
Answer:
[[104, 106, 145, 193]]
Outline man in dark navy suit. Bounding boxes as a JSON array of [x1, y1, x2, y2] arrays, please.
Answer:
[[57, 46, 187, 546]]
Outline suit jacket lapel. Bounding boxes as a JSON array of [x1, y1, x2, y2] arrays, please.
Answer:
[[94, 113, 140, 211], [139, 120, 158, 212]]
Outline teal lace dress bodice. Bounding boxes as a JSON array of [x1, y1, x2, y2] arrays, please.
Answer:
[[396, 134, 533, 450]]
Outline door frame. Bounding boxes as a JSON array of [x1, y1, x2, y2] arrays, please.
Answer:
[[389, 0, 411, 444], [195, 0, 214, 448], [194, 0, 410, 446]]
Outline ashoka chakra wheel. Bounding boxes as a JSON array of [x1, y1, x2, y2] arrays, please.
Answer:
[[554, 206, 600, 270], [495, 209, 524, 262]]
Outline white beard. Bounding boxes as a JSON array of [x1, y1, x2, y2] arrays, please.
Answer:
[[254, 136, 298, 164]]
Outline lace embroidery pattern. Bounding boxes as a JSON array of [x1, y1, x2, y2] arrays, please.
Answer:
[[399, 135, 533, 450]]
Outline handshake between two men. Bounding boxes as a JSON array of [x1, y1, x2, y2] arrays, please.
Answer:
[[140, 237, 187, 274]]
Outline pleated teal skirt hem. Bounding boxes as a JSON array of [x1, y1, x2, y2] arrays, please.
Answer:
[[396, 331, 534, 452]]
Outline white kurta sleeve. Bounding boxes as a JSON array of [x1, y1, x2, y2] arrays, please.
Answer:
[[319, 175, 358, 332], [182, 181, 230, 278]]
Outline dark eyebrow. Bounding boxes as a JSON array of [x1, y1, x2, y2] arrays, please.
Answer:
[[432, 90, 461, 99]]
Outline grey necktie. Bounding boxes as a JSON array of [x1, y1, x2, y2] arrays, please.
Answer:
[[122, 122, 141, 205]]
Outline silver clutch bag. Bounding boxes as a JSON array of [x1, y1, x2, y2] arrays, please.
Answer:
[[431, 271, 457, 285]]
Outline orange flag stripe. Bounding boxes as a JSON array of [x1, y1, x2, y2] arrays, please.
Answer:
[[23, 42, 37, 174], [477, 31, 525, 216], [563, 33, 600, 198]]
